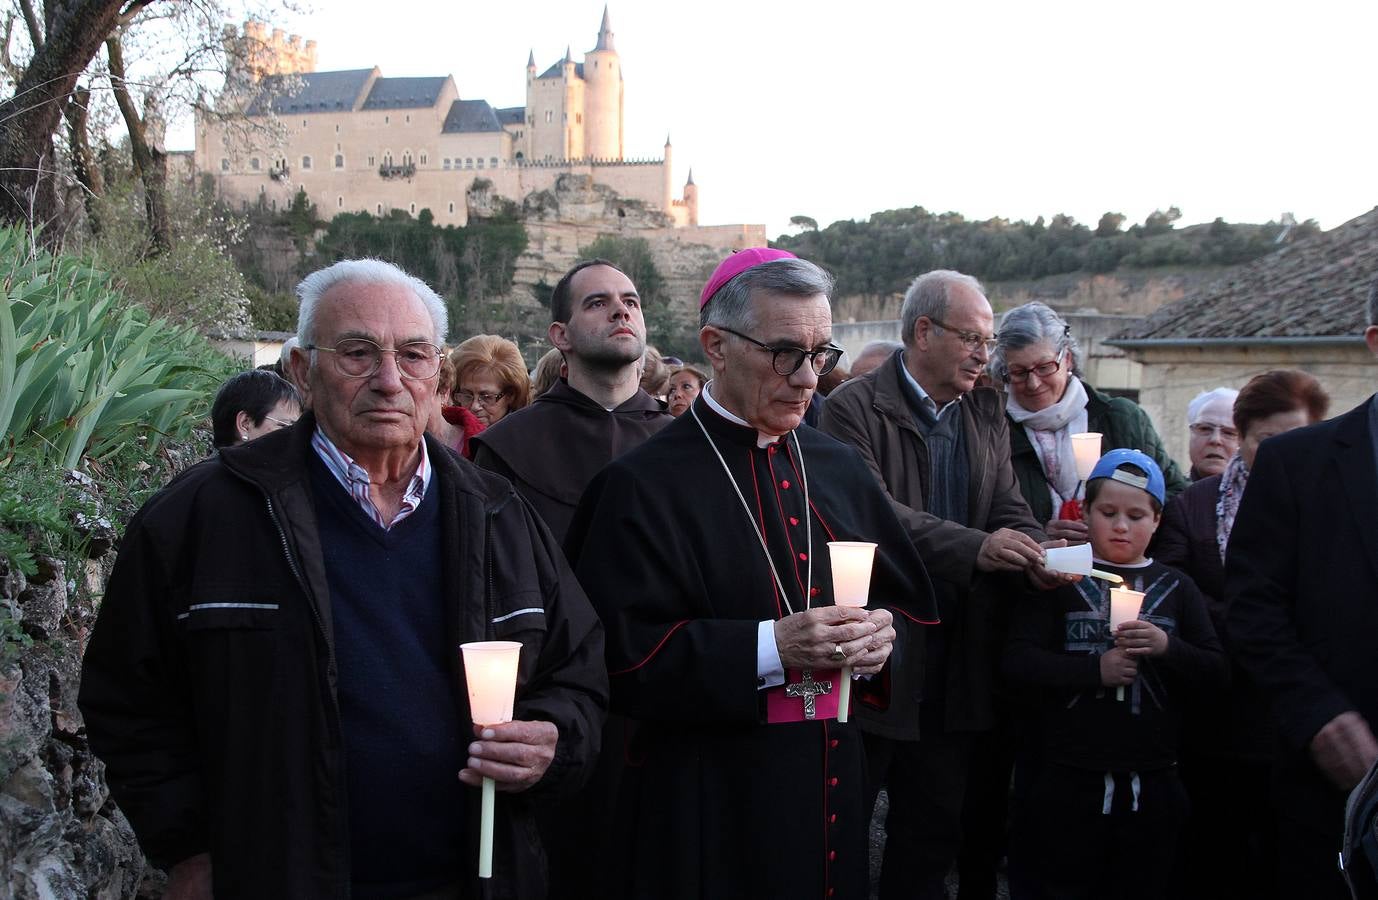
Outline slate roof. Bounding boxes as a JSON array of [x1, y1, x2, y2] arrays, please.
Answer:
[[1110, 207, 1378, 343], [496, 106, 525, 126], [538, 61, 584, 80], [361, 76, 449, 110], [442, 100, 502, 133], [246, 68, 374, 115]]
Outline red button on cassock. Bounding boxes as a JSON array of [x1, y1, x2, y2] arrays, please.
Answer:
[[830, 739, 839, 749], [829, 851, 837, 862], [830, 813, 837, 823], [789, 516, 799, 526], [781, 480, 790, 489], [810, 587, 821, 597], [798, 553, 808, 561], [829, 777, 839, 787]]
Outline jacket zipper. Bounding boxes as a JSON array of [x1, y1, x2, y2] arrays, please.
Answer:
[[262, 493, 350, 900]]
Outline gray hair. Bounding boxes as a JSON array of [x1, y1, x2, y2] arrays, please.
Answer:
[[1368, 278, 1378, 327], [700, 258, 835, 332], [989, 302, 1083, 383], [295, 259, 448, 346], [1187, 387, 1240, 424], [899, 270, 985, 348]]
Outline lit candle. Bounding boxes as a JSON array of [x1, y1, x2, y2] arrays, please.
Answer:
[[828, 541, 877, 724], [1108, 587, 1145, 701], [460, 640, 523, 879], [1070, 432, 1103, 481]]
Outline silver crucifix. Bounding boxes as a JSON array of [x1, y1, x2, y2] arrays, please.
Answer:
[[785, 669, 834, 720]]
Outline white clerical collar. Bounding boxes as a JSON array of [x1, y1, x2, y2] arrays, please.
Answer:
[[900, 353, 961, 418], [702, 381, 785, 448]]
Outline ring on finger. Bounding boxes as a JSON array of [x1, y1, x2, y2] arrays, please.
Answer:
[[830, 643, 846, 662]]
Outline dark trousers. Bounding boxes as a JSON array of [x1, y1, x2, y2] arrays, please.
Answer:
[[1177, 750, 1277, 900], [865, 731, 975, 900], [1010, 764, 1188, 900], [1273, 759, 1350, 900], [956, 722, 1016, 900]]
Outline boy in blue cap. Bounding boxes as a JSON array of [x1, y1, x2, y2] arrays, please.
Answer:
[[1003, 449, 1227, 899]]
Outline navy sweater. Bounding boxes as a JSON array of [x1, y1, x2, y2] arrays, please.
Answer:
[[310, 456, 466, 898]]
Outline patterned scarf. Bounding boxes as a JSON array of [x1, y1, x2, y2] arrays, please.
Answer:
[[1215, 453, 1249, 562], [1006, 376, 1090, 507]]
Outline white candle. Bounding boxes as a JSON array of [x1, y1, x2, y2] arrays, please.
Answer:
[[460, 640, 523, 879], [1108, 587, 1144, 702], [1070, 432, 1103, 481], [828, 542, 877, 724]]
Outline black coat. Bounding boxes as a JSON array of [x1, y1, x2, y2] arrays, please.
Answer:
[[1226, 398, 1378, 820], [566, 398, 937, 900], [78, 415, 608, 899]]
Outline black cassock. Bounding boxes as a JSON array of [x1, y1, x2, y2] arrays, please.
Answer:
[[566, 395, 937, 900]]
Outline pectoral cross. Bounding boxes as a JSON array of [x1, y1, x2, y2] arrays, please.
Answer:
[[785, 669, 833, 720]]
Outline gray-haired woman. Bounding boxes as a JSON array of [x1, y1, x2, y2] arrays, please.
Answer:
[[991, 302, 1189, 543]]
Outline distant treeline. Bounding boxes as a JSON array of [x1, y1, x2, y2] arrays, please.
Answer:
[[773, 207, 1319, 297]]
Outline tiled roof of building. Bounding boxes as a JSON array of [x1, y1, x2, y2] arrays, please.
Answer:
[[246, 68, 374, 115], [442, 100, 502, 133], [538, 61, 584, 80], [1111, 208, 1378, 343], [496, 106, 525, 126], [361, 76, 449, 110]]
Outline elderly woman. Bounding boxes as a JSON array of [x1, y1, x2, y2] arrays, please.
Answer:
[[991, 302, 1188, 542], [1185, 387, 1241, 479], [1153, 369, 1330, 900], [449, 334, 531, 428], [664, 365, 707, 417], [530, 347, 566, 398], [210, 370, 301, 448]]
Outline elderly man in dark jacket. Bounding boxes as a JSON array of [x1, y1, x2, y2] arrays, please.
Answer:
[[823, 269, 1061, 900], [79, 260, 608, 900]]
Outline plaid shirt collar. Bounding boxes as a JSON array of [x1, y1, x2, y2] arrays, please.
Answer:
[[310, 426, 432, 530]]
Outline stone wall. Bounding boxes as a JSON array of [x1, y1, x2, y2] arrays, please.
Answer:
[[1, 487, 147, 898], [1118, 341, 1376, 469]]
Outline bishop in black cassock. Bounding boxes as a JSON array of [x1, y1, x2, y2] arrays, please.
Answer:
[[565, 249, 937, 899]]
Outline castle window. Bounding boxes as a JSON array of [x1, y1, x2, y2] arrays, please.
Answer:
[[271, 199, 277, 211], [384, 115, 389, 124], [334, 154, 344, 169], [476, 158, 484, 169], [302, 119, 307, 128], [443, 158, 451, 170], [490, 157, 498, 167], [448, 202, 454, 214], [419, 152, 427, 165], [405, 114, 411, 124], [368, 155, 376, 166], [544, 110, 553, 123], [220, 158, 229, 172], [250, 157, 261, 171], [465, 158, 473, 168], [377, 203, 383, 215], [301, 155, 312, 170], [576, 114, 582, 124], [335, 124, 340, 133], [337, 196, 343, 208], [562, 113, 567, 123], [402, 150, 413, 166]]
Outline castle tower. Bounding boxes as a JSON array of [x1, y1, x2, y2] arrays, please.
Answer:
[[561, 45, 585, 160], [582, 6, 624, 161], [662, 134, 673, 213], [683, 169, 698, 226], [522, 50, 536, 160]]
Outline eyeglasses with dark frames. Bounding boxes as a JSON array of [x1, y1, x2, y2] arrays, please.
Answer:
[[306, 338, 443, 380], [926, 318, 998, 354], [718, 327, 844, 377], [1004, 350, 1066, 384], [1189, 422, 1240, 441]]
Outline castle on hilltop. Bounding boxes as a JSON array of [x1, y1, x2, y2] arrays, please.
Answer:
[[195, 8, 700, 228]]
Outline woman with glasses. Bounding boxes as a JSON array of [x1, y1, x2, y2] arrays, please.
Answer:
[[1152, 370, 1330, 900], [1184, 387, 1241, 479], [210, 369, 301, 448], [991, 302, 1188, 543], [448, 334, 532, 428]]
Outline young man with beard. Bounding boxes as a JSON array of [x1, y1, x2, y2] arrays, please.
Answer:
[[471, 258, 672, 544]]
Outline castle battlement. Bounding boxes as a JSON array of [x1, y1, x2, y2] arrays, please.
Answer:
[[516, 157, 665, 168]]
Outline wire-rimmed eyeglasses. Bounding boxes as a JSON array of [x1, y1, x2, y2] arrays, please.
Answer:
[[306, 338, 443, 380]]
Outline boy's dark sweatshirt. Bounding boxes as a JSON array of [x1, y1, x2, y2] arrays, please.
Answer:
[[1004, 559, 1228, 772]]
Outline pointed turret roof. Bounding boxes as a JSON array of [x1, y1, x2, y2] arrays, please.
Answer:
[[686, 168, 694, 186], [596, 5, 615, 51], [664, 132, 671, 146], [527, 49, 535, 69], [564, 45, 573, 64]]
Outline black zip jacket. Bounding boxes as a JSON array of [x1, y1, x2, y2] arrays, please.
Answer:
[[78, 414, 608, 899]]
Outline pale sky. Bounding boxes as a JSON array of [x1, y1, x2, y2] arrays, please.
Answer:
[[171, 0, 1378, 238]]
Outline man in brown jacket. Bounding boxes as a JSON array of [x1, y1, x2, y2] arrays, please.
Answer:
[[822, 269, 1061, 900]]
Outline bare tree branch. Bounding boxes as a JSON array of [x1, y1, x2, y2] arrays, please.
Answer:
[[18, 0, 42, 49]]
